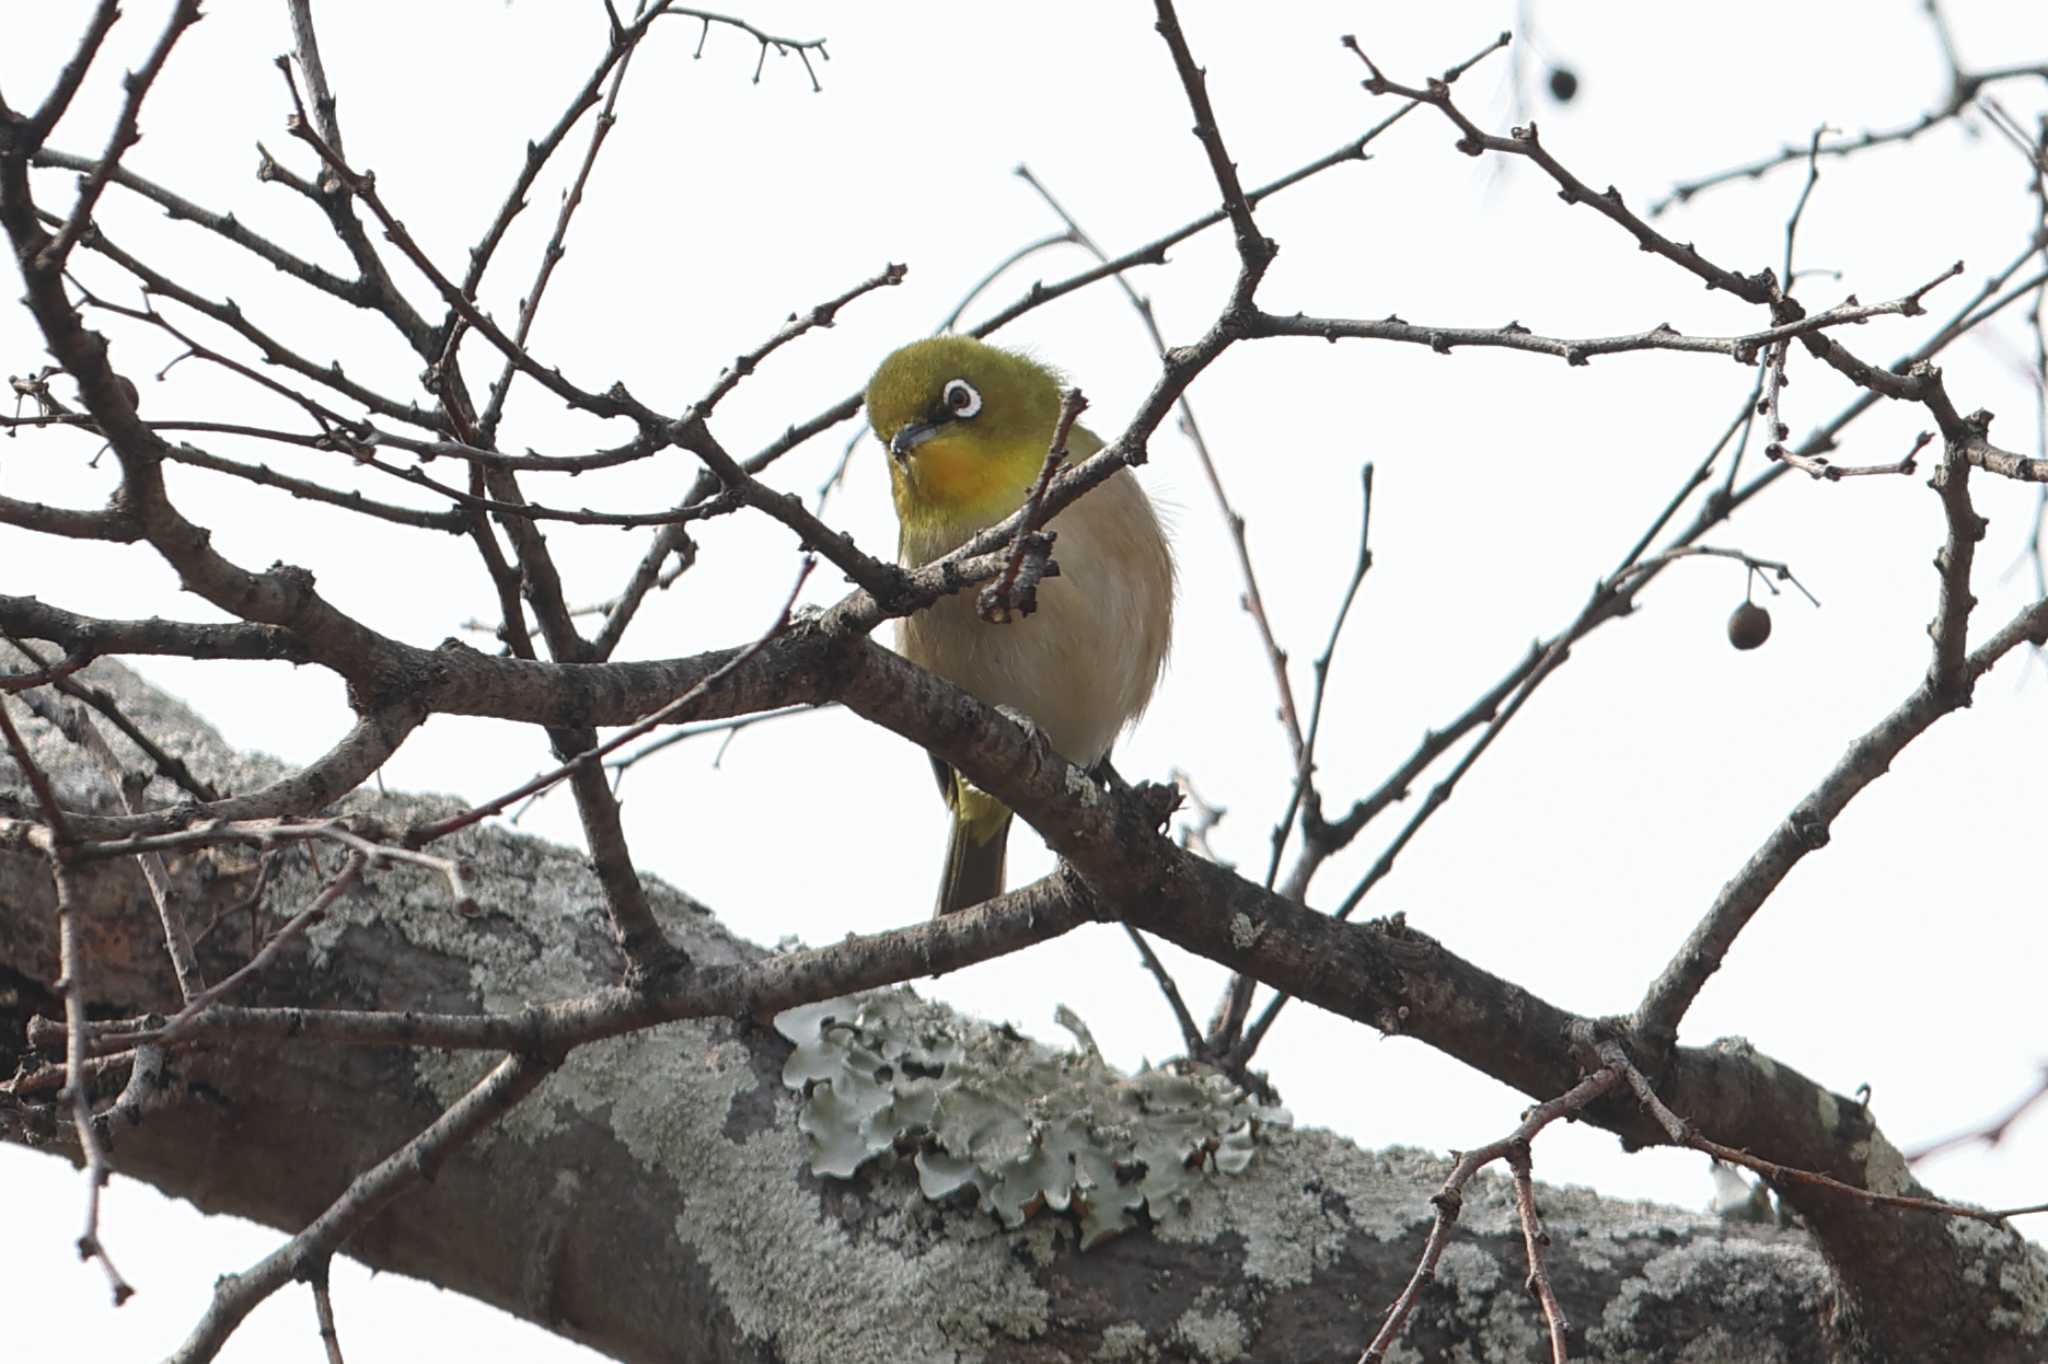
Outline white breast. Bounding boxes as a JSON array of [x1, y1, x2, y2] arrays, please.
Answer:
[[897, 468, 1173, 766]]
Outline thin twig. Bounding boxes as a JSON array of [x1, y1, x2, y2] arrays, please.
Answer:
[[978, 388, 1086, 624], [1655, 70, 2048, 212], [1011, 163, 1304, 763], [24, 1, 122, 147], [459, 2, 677, 308], [0, 699, 133, 1301], [163, 1051, 557, 1364], [604, 705, 817, 783], [1357, 1062, 1622, 1363], [0, 696, 68, 842], [1611, 1044, 2035, 1227], [1235, 383, 1791, 1063], [1908, 1067, 2048, 1164], [934, 230, 1075, 334], [1266, 463, 1375, 889], [310, 1268, 345, 1364], [36, 0, 204, 272], [1927, 423, 1985, 699], [1251, 265, 1966, 365], [665, 7, 829, 91], [1506, 1143, 1571, 1363], [1213, 464, 1373, 1050], [1630, 578, 2043, 1044], [1151, 0, 1271, 280], [275, 58, 654, 427], [1122, 925, 1205, 1059], [408, 555, 815, 846], [161, 854, 367, 1045], [473, 4, 678, 443], [690, 263, 907, 423], [1169, 768, 1232, 868], [64, 702, 207, 1001], [3, 639, 217, 801], [1781, 126, 1834, 292]]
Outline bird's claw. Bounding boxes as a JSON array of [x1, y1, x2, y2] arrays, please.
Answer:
[[994, 704, 1047, 747]]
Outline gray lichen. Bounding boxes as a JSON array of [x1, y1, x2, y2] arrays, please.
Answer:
[[776, 989, 1290, 1248]]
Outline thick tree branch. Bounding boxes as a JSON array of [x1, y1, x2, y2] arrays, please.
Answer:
[[9, 656, 2041, 1360]]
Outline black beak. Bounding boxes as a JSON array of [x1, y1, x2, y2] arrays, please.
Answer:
[[889, 419, 943, 462]]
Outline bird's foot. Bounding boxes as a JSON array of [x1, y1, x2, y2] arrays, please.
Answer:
[[994, 704, 1049, 749], [1089, 755, 1131, 794]]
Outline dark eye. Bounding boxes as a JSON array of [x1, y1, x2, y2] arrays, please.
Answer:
[[943, 378, 982, 419]]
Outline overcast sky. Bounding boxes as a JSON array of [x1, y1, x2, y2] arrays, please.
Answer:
[[5, 2, 2045, 1359]]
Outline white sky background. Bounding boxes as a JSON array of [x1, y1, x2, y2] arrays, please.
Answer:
[[4, 2, 2045, 1359]]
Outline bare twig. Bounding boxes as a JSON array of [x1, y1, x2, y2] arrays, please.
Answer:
[[1266, 463, 1375, 889], [163, 1051, 557, 1364], [0, 1044, 138, 1099], [1235, 385, 1793, 1063], [158, 853, 368, 1045], [1611, 1044, 2037, 1227], [310, 1267, 345, 1364], [0, 647, 89, 692], [692, 263, 907, 423], [1774, 429, 1932, 481], [1357, 1062, 1622, 1363], [1631, 582, 2047, 1045], [587, 266, 910, 659], [1655, 32, 2048, 216], [472, 3, 677, 443], [279, 0, 434, 356], [1609, 544, 1820, 606], [1781, 126, 1834, 291], [23, 2, 122, 148], [1169, 768, 1231, 868], [1213, 464, 1373, 1051], [3, 695, 135, 1303], [407, 556, 815, 847], [1011, 163, 1305, 765], [284, 0, 348, 164], [33, 147, 364, 302], [64, 702, 207, 1001], [1251, 264, 1966, 364], [934, 230, 1075, 334], [1121, 925, 1206, 1059], [56, 215, 449, 430], [604, 705, 817, 783], [657, 27, 1513, 538], [978, 388, 1086, 624], [191, 847, 280, 950], [0, 695, 69, 842], [665, 7, 829, 91], [1507, 1143, 1571, 1363], [1928, 423, 1986, 700], [67, 869, 1101, 1062], [274, 58, 652, 426], [1908, 1066, 2048, 1164], [459, 2, 676, 307], [36, 0, 204, 272]]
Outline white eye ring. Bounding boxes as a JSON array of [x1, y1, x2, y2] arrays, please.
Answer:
[[943, 378, 982, 419]]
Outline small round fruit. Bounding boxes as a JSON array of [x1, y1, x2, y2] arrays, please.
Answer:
[[1547, 65, 1579, 103], [1727, 601, 1772, 651]]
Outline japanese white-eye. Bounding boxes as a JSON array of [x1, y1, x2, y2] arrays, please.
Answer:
[[866, 336, 1174, 915]]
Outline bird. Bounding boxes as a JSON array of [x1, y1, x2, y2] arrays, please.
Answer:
[[865, 335, 1174, 916]]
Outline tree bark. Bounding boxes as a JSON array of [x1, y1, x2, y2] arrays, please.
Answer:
[[0, 663, 2030, 1363]]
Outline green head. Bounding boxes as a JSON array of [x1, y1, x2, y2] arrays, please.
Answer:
[[865, 336, 1067, 530]]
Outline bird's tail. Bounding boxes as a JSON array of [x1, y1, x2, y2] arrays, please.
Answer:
[[936, 778, 1012, 916]]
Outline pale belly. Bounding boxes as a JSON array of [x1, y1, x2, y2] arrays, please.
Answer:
[[896, 468, 1172, 767]]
